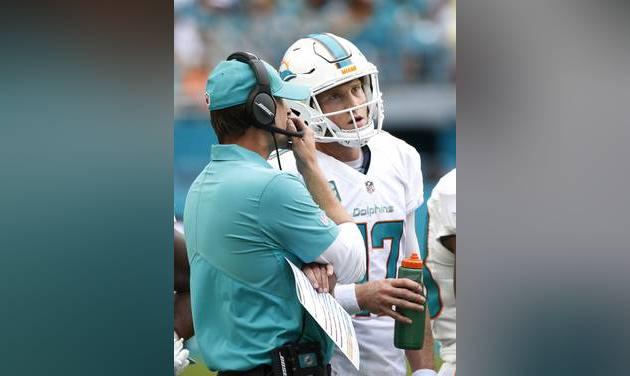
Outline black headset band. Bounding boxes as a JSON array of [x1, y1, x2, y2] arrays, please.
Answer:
[[226, 52, 271, 94]]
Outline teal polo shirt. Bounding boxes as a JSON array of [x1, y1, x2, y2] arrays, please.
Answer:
[[183, 144, 339, 372]]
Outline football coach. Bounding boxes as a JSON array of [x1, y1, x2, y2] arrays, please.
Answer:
[[183, 52, 366, 376]]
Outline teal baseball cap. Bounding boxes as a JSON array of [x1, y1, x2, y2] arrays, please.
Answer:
[[205, 59, 311, 111]]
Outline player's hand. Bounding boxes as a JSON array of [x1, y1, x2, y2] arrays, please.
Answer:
[[174, 333, 190, 376], [286, 116, 317, 170], [302, 263, 334, 293], [355, 278, 425, 324]]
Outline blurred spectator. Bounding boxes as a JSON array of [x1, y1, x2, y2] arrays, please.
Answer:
[[174, 0, 456, 113]]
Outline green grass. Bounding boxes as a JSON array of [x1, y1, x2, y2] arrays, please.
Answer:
[[181, 363, 216, 376]]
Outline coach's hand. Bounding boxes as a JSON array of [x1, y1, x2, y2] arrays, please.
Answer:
[[355, 278, 425, 324], [286, 116, 317, 170], [302, 263, 334, 293], [286, 113, 353, 226]]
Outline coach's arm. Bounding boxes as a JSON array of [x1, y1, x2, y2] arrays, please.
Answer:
[[291, 119, 366, 291]]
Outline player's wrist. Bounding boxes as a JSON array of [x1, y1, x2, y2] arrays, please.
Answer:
[[334, 283, 361, 314], [354, 283, 368, 311], [411, 369, 437, 376]]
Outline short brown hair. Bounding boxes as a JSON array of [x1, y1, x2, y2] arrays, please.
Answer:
[[210, 104, 251, 143]]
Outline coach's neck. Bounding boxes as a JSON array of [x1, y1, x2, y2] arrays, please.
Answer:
[[224, 127, 276, 160]]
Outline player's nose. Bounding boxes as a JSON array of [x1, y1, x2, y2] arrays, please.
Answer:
[[350, 92, 363, 107]]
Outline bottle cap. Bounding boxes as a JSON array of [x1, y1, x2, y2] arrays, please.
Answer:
[[401, 252, 423, 269]]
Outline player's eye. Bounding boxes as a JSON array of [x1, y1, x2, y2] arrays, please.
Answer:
[[327, 93, 340, 101]]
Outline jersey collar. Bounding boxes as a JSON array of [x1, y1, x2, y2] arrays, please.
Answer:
[[211, 144, 272, 168]]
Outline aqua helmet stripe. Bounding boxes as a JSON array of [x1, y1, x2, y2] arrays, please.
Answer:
[[279, 69, 296, 81], [308, 33, 353, 68]]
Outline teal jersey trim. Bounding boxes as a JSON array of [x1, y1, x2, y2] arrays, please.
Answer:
[[354, 220, 404, 318], [372, 221, 403, 280], [421, 213, 443, 318]]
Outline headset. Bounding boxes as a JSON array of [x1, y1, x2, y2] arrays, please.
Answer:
[[226, 52, 304, 138]]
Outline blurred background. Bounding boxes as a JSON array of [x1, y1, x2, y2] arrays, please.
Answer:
[[174, 0, 455, 373]]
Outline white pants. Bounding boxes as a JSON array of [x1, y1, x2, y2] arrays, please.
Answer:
[[330, 316, 406, 376]]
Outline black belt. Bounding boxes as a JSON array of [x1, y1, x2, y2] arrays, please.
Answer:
[[218, 364, 273, 376], [218, 363, 331, 376]]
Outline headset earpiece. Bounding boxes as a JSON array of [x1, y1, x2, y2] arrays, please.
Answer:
[[247, 87, 276, 127], [227, 52, 276, 129], [226, 51, 304, 138]]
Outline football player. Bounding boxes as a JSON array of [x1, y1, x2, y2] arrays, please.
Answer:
[[275, 33, 436, 376], [425, 169, 456, 376]]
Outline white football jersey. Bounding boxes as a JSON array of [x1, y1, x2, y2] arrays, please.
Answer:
[[425, 169, 456, 369], [276, 132, 424, 376]]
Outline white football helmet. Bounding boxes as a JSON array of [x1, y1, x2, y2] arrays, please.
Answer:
[[279, 33, 384, 147]]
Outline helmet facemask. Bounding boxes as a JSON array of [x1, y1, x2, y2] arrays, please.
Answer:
[[288, 70, 383, 148], [280, 33, 385, 147]]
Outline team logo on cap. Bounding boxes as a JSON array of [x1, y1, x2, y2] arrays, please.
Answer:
[[365, 181, 375, 193]]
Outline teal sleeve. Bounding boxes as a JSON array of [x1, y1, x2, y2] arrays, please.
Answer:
[[260, 173, 340, 263]]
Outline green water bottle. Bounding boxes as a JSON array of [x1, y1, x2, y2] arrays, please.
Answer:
[[394, 252, 425, 349]]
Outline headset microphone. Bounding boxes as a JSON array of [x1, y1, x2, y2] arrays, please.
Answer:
[[268, 127, 304, 138], [251, 97, 304, 137]]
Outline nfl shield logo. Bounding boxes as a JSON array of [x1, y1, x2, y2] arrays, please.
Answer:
[[365, 181, 375, 193]]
